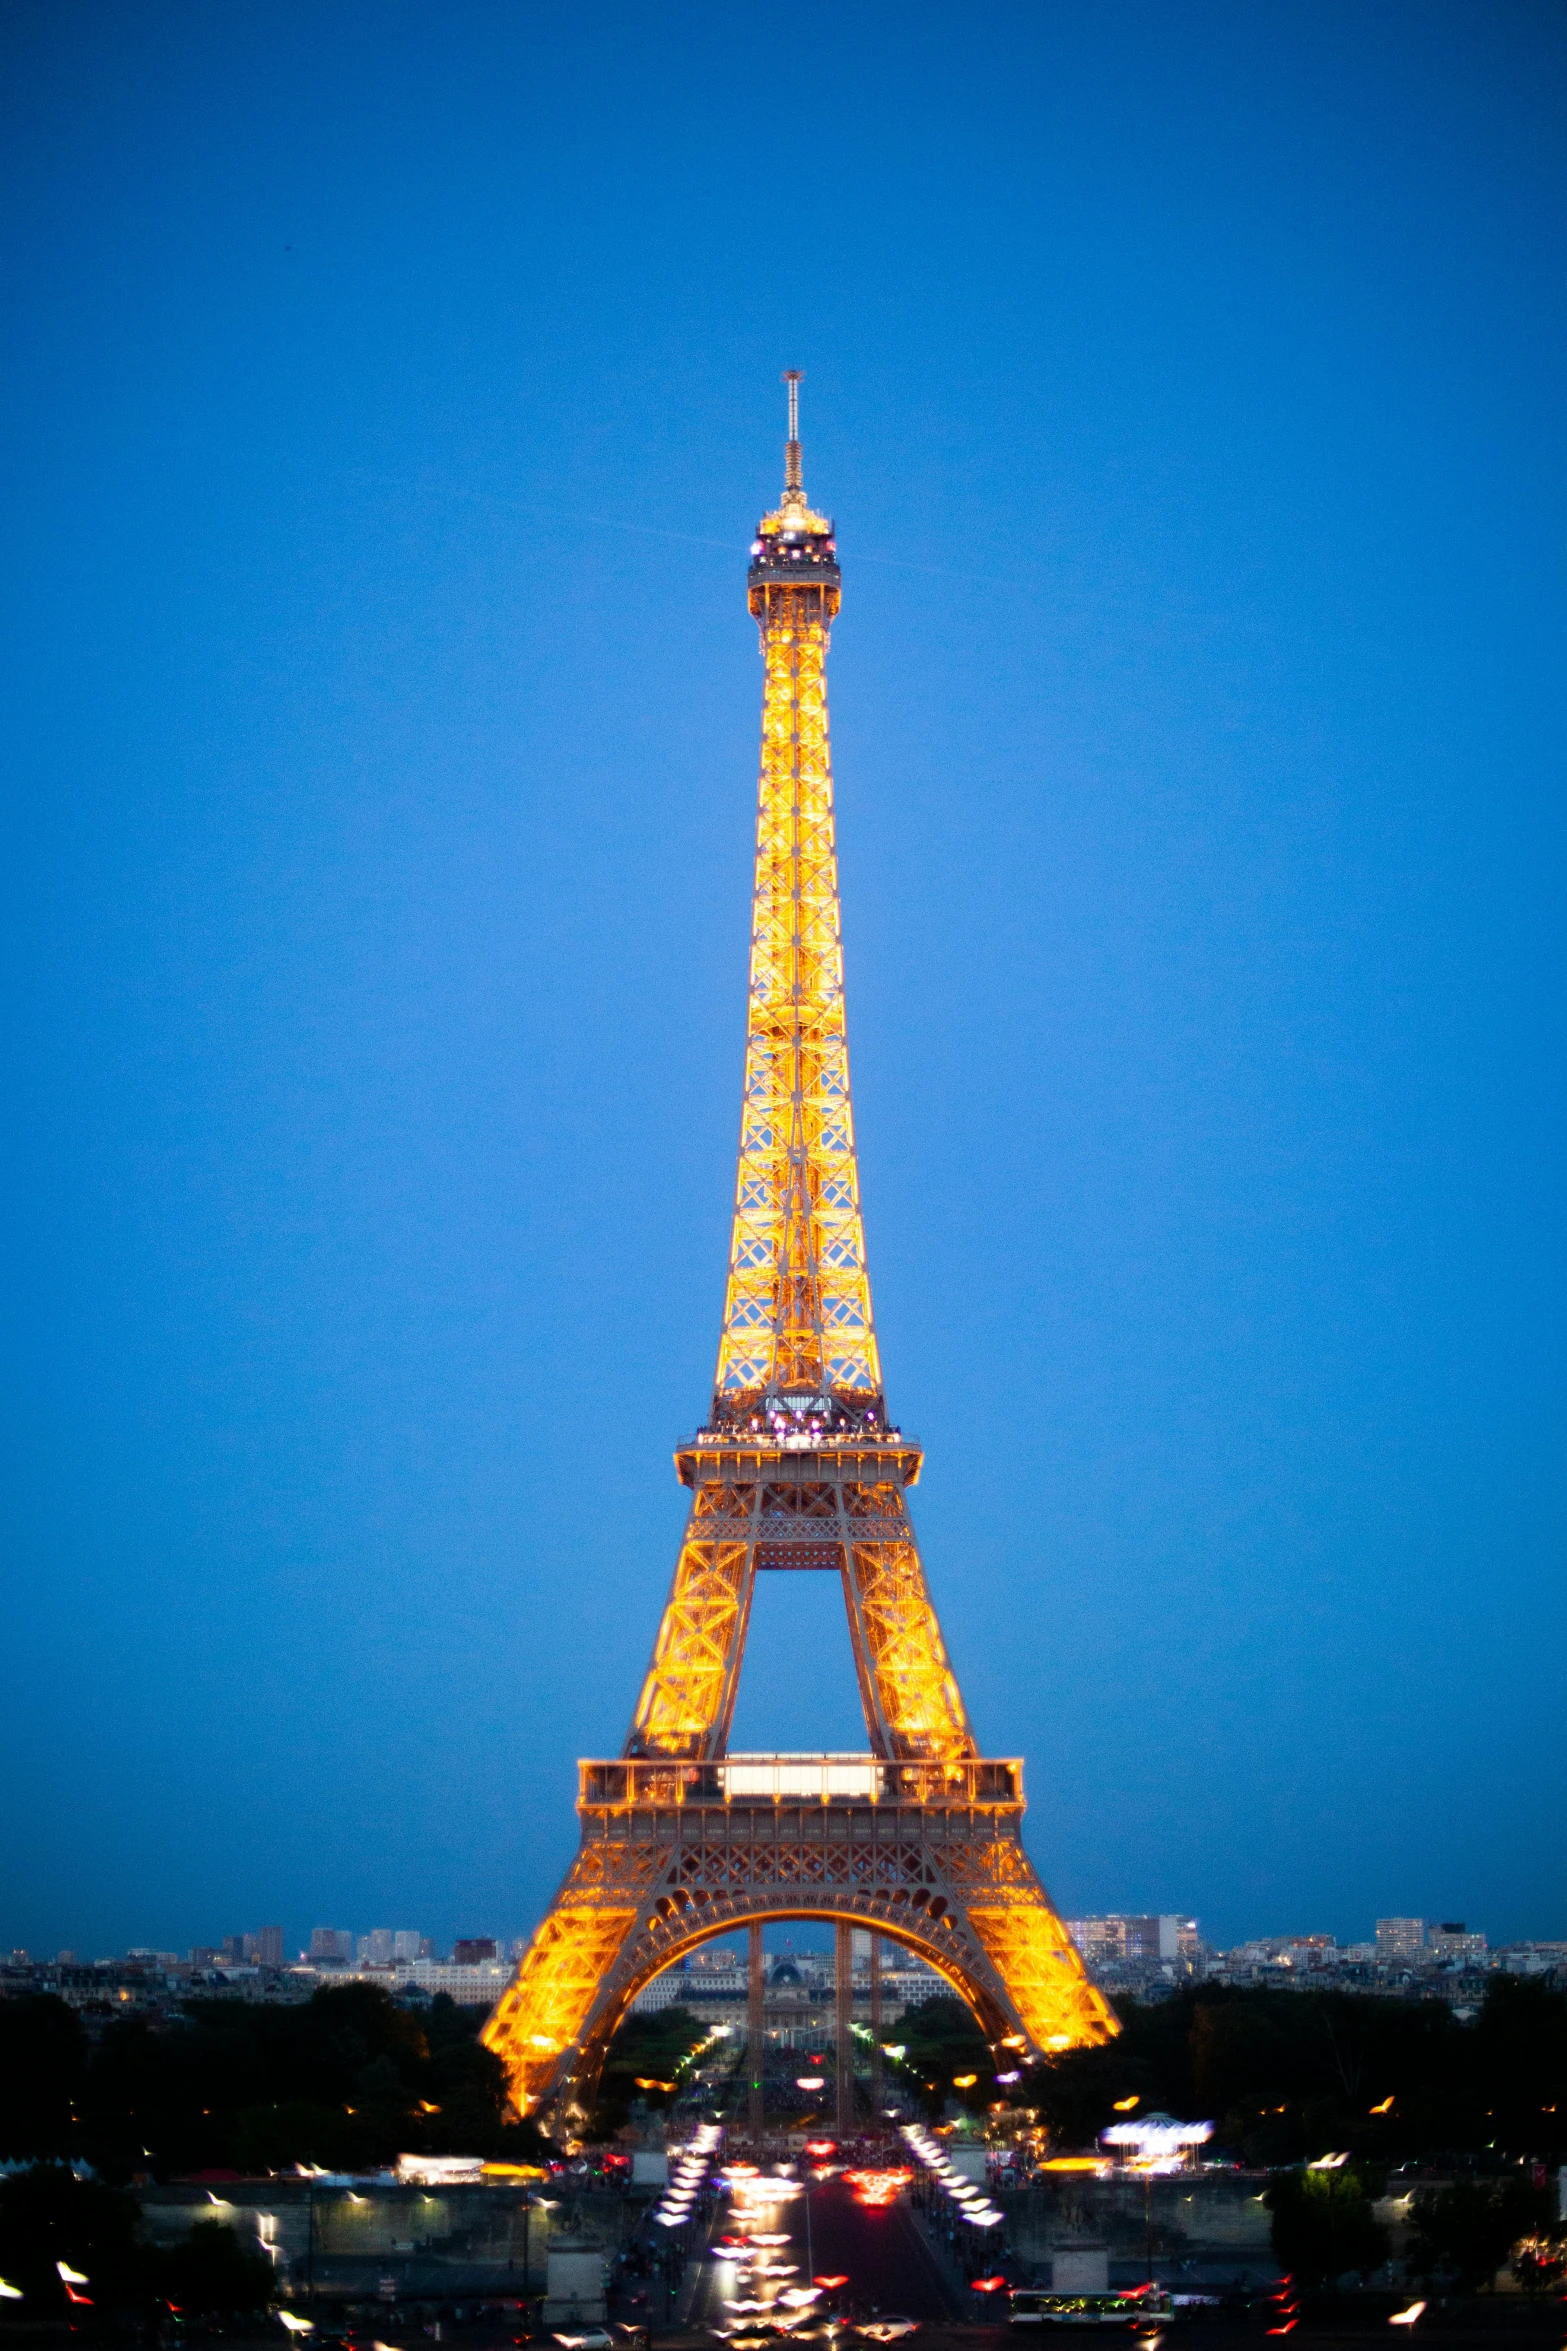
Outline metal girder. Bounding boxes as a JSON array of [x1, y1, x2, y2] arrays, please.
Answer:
[[627, 1531, 753, 1760], [715, 583, 879, 1408], [626, 1468, 972, 1764], [483, 400, 1120, 2120], [843, 1535, 972, 1761], [482, 1775, 1117, 2121], [834, 1922, 854, 2132]]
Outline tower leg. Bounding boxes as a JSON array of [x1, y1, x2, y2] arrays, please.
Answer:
[[834, 1921, 853, 2137], [748, 1921, 765, 2139], [870, 1934, 883, 2119]]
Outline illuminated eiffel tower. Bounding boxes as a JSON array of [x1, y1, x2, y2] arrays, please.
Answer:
[[484, 379, 1116, 2125]]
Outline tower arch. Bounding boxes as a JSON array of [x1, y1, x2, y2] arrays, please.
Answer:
[[568, 1901, 1015, 2113]]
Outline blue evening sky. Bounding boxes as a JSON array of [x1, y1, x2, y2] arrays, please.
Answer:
[[3, 1, 1563, 1962]]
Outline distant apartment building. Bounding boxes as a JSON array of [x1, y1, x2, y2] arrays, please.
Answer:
[[1428, 1922, 1487, 1963], [1067, 1916, 1202, 1972], [237, 1927, 285, 1966], [881, 1955, 945, 2002], [393, 1958, 508, 1998], [309, 1928, 353, 1963], [1496, 1942, 1567, 1975], [452, 1938, 498, 1965], [1200, 1918, 1500, 1990], [1209, 1935, 1344, 1984], [1264, 1935, 1339, 1972], [353, 1928, 434, 1965], [1276, 1935, 1338, 1968], [631, 1972, 683, 2013], [683, 1956, 746, 1992]]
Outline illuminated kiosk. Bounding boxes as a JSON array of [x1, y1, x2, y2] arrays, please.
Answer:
[[1100, 2115, 1215, 2172], [483, 381, 1116, 2127]]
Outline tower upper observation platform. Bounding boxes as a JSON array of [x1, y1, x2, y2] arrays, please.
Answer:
[[746, 366, 842, 607]]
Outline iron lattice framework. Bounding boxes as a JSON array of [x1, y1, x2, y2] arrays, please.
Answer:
[[484, 381, 1115, 2118]]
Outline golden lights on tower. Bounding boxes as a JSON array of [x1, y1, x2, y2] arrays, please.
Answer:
[[482, 381, 1115, 2119]]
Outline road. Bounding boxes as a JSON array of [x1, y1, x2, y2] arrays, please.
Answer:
[[685, 2172, 958, 2334], [795, 2175, 961, 2324]]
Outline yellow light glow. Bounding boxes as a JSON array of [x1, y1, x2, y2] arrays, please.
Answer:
[[479, 405, 1120, 2124]]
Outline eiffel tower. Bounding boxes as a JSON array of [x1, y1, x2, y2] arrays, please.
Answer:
[[484, 378, 1116, 2126]]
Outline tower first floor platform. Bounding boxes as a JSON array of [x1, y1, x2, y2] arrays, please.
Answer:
[[482, 1749, 1114, 2121]]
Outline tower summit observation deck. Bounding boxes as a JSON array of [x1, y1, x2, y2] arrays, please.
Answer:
[[483, 380, 1115, 2121]]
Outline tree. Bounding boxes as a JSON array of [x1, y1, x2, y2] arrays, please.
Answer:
[[895, 1997, 992, 2117], [0, 1997, 88, 2161], [229, 2098, 361, 2174], [73, 1981, 548, 2178], [1027, 1997, 1176, 2147], [1406, 2179, 1553, 2293], [1265, 2165, 1389, 2291], [1029, 1985, 1521, 2165], [595, 2007, 711, 2135], [155, 2220, 274, 2314], [1472, 1979, 1567, 2153], [0, 2163, 145, 2317]]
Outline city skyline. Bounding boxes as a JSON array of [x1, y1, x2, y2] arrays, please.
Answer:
[[4, 2, 1564, 1962], [17, 1904, 1559, 1977]]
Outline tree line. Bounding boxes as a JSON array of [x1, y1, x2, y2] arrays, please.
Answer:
[[564, 1977, 1567, 2167], [1030, 1975, 1567, 2166], [0, 2168, 276, 2325], [5, 1975, 1562, 2179], [1265, 2164, 1559, 2297], [0, 1983, 547, 2181]]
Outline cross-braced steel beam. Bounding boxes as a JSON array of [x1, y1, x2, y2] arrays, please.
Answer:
[[483, 387, 1117, 2120]]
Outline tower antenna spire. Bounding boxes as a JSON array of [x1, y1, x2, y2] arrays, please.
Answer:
[[783, 367, 803, 493]]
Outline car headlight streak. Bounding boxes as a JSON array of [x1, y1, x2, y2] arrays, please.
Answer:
[[900, 2125, 1003, 2227], [653, 2122, 723, 2227]]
